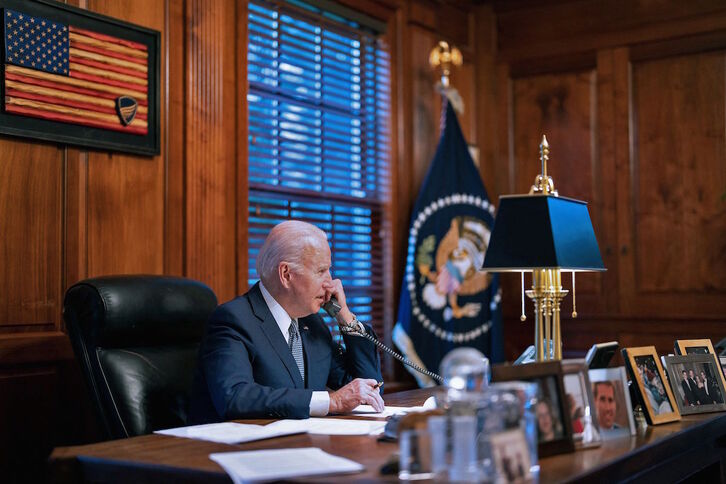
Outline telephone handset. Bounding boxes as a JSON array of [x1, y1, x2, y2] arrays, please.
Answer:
[[322, 297, 444, 384]]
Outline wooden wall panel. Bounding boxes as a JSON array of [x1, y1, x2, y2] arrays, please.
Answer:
[[184, 0, 238, 303], [510, 70, 603, 298], [496, 0, 726, 62], [165, 0, 186, 277], [410, 26, 440, 195], [0, 140, 62, 330], [85, 0, 166, 278], [85, 154, 165, 276], [631, 52, 726, 294]]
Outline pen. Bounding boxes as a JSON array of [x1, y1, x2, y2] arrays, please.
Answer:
[[374, 381, 384, 390]]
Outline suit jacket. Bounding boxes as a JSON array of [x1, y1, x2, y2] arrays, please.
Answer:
[[681, 379, 696, 405], [188, 283, 382, 423], [708, 379, 723, 404]]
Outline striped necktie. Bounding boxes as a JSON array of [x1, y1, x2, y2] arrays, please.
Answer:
[[288, 319, 305, 383]]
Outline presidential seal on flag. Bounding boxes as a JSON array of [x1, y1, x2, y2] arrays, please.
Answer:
[[394, 101, 502, 386], [417, 214, 493, 322]]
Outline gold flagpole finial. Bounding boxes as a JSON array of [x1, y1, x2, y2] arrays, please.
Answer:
[[429, 41, 462, 88]]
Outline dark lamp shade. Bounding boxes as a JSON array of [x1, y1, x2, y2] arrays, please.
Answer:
[[482, 195, 605, 271]]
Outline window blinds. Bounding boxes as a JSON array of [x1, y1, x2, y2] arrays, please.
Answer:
[[247, 0, 390, 340]]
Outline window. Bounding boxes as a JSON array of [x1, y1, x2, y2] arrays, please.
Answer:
[[247, 0, 390, 341]]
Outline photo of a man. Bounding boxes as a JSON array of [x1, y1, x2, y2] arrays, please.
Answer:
[[701, 370, 723, 404], [593, 381, 618, 430], [681, 370, 696, 406], [589, 368, 636, 436]]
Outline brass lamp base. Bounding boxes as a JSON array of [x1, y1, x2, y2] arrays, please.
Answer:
[[526, 269, 568, 361]]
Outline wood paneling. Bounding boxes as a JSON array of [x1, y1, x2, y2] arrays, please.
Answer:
[[184, 0, 238, 303], [86, 153, 165, 276], [85, 0, 166, 278], [410, 26, 441, 195], [510, 70, 603, 298], [496, 0, 726, 62], [632, 52, 726, 294], [0, 140, 62, 331], [165, 0, 186, 277]]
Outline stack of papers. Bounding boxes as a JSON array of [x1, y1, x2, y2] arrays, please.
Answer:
[[209, 447, 364, 483], [155, 422, 302, 445], [270, 418, 387, 436], [156, 417, 388, 444], [351, 404, 427, 418]]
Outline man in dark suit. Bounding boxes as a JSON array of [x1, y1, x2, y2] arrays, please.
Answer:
[[701, 370, 722, 404], [681, 370, 696, 406], [189, 220, 384, 422]]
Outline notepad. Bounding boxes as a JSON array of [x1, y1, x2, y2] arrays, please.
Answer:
[[155, 422, 303, 445], [209, 447, 364, 483]]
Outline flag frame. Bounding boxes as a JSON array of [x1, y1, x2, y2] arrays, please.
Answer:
[[0, 0, 159, 155]]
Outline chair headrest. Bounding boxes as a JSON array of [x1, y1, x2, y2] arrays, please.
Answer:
[[63, 275, 218, 348]]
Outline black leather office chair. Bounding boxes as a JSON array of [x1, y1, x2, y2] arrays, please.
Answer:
[[63, 275, 217, 439]]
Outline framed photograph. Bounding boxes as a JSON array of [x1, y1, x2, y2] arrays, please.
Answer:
[[561, 359, 601, 448], [622, 346, 680, 425], [674, 338, 715, 356], [663, 354, 726, 415], [0, 0, 160, 155], [588, 367, 636, 437], [720, 356, 726, 381], [675, 339, 726, 396], [490, 429, 532, 483], [491, 361, 574, 457]]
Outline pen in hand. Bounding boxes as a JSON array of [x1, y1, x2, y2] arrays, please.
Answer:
[[373, 381, 384, 390]]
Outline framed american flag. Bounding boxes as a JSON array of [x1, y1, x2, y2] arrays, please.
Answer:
[[0, 0, 159, 155]]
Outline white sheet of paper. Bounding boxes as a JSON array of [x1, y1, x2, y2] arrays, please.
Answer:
[[264, 417, 387, 436], [351, 404, 427, 418], [209, 447, 364, 483], [155, 422, 302, 445]]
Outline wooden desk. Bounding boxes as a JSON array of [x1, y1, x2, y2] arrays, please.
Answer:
[[50, 388, 726, 483]]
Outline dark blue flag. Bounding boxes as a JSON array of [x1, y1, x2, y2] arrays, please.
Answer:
[[393, 101, 502, 386]]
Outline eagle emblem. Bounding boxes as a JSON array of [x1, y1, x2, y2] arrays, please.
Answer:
[[416, 216, 492, 322]]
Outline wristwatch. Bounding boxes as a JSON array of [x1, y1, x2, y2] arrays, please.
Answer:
[[341, 314, 366, 336]]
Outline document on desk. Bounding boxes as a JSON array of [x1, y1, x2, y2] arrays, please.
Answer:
[[351, 396, 437, 418], [155, 422, 303, 445], [351, 404, 426, 418], [267, 417, 387, 436], [210, 447, 364, 483]]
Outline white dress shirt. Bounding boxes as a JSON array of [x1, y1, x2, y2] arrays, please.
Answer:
[[259, 282, 330, 416]]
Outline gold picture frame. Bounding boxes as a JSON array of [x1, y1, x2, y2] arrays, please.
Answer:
[[622, 346, 680, 425], [675, 338, 717, 356], [674, 338, 726, 404]]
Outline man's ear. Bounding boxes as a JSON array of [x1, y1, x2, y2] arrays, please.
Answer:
[[279, 262, 292, 288]]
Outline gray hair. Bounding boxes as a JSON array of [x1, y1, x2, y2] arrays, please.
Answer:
[[256, 220, 328, 286]]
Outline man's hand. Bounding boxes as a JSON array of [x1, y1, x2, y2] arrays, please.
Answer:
[[322, 278, 354, 325], [329, 378, 384, 414]]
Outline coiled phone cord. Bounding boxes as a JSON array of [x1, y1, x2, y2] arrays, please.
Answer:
[[341, 325, 444, 384]]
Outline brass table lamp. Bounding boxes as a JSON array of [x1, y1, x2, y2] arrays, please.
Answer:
[[481, 136, 605, 361]]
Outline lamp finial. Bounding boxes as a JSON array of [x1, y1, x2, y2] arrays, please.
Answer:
[[530, 134, 558, 196]]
